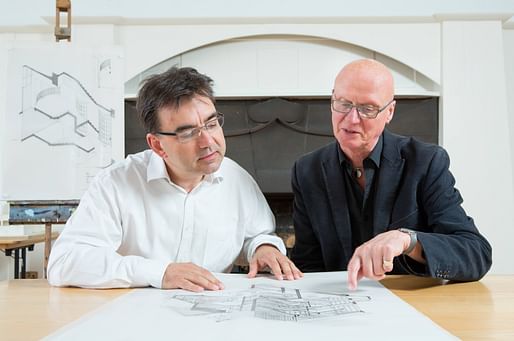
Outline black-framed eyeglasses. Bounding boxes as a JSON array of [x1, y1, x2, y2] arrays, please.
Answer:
[[155, 112, 224, 143], [331, 98, 395, 119]]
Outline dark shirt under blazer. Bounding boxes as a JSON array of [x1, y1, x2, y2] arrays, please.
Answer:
[[291, 130, 492, 281]]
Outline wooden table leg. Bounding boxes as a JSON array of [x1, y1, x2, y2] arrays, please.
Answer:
[[44, 223, 52, 279]]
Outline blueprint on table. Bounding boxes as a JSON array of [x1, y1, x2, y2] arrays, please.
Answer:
[[44, 272, 458, 341], [170, 283, 370, 322]]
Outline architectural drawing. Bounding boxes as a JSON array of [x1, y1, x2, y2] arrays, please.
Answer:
[[0, 46, 123, 200], [169, 284, 370, 322], [20, 64, 114, 159], [43, 273, 457, 340]]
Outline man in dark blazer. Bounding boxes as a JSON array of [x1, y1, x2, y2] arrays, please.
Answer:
[[291, 59, 492, 290]]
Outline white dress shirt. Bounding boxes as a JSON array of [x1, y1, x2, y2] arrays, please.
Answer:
[[47, 150, 285, 289]]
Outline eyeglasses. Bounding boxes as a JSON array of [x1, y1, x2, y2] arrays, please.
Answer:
[[331, 98, 395, 119], [155, 112, 224, 143]]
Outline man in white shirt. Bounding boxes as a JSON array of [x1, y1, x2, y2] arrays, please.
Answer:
[[47, 67, 302, 291]]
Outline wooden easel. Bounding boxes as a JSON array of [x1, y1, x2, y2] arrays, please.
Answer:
[[55, 0, 72, 42]]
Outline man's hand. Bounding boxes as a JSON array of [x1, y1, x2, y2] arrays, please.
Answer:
[[347, 230, 412, 290], [161, 262, 224, 292], [248, 244, 303, 281]]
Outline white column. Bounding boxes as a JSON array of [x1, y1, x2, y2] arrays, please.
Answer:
[[441, 20, 514, 274], [504, 27, 514, 240]]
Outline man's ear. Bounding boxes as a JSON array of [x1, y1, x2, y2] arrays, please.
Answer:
[[146, 133, 167, 158], [385, 100, 396, 124]]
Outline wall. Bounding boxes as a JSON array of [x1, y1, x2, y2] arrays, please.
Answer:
[[115, 23, 441, 88], [1, 2, 513, 277], [441, 21, 514, 273], [505, 28, 514, 240], [124, 35, 438, 98]]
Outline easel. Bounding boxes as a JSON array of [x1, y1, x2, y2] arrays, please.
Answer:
[[7, 200, 78, 278], [55, 0, 72, 42]]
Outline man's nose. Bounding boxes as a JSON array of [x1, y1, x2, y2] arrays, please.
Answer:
[[197, 127, 215, 147], [346, 106, 361, 123]]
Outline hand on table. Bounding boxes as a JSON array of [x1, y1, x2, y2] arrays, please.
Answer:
[[161, 262, 224, 292], [248, 244, 303, 281]]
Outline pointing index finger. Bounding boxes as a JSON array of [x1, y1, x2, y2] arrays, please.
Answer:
[[347, 256, 361, 290]]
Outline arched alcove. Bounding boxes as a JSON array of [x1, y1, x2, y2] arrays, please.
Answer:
[[124, 35, 438, 241], [125, 35, 439, 98]]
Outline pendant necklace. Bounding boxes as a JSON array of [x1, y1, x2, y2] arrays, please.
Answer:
[[354, 167, 363, 178]]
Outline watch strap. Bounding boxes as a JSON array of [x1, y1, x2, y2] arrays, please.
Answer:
[[398, 228, 417, 255]]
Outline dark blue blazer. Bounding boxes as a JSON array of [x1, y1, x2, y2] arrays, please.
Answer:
[[291, 130, 492, 281]]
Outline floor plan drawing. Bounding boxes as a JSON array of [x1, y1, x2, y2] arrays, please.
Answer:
[[169, 284, 370, 322]]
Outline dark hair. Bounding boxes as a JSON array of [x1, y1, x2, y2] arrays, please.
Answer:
[[136, 67, 215, 133]]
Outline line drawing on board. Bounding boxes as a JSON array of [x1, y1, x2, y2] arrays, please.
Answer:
[[20, 64, 114, 162], [1, 46, 124, 200], [168, 284, 370, 322]]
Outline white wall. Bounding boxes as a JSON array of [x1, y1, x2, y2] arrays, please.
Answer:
[[3, 0, 514, 26], [115, 23, 441, 86], [505, 28, 514, 230], [125, 36, 438, 98], [441, 21, 514, 274], [1, 1, 514, 278]]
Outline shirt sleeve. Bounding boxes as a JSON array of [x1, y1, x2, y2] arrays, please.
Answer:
[[47, 174, 169, 289], [240, 176, 287, 262]]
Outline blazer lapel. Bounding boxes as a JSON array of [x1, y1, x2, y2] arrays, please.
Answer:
[[373, 131, 405, 235], [322, 144, 353, 259]]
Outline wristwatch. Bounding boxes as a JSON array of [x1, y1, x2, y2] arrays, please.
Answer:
[[398, 228, 417, 255]]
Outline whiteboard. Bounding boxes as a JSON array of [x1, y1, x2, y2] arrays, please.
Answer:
[[0, 45, 124, 200]]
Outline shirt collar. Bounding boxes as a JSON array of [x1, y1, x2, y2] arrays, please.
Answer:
[[337, 133, 383, 168], [147, 151, 170, 182], [368, 134, 383, 168], [146, 150, 224, 185], [203, 166, 224, 185]]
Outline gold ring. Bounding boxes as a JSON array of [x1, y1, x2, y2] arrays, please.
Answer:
[[382, 259, 394, 268]]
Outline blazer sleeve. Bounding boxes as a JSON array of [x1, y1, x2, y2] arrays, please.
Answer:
[[398, 147, 492, 281], [290, 161, 326, 272]]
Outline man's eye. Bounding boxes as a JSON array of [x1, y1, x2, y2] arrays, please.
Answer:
[[336, 102, 353, 111], [205, 121, 218, 129], [178, 129, 196, 138], [359, 106, 376, 114]]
